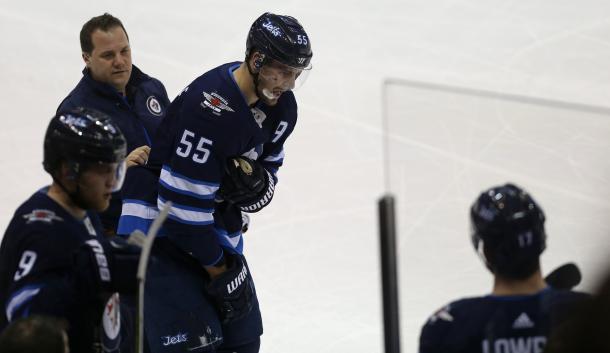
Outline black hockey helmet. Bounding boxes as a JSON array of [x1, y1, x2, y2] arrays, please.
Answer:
[[43, 107, 127, 184], [246, 12, 313, 69], [470, 183, 547, 278]]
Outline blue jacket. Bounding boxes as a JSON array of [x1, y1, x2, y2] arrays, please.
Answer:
[[57, 65, 170, 232]]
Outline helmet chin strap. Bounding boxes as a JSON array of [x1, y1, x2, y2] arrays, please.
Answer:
[[246, 54, 277, 103], [246, 59, 263, 104], [55, 178, 91, 211], [53, 164, 91, 211]]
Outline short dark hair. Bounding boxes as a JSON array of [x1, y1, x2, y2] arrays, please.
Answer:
[[483, 245, 541, 280], [0, 316, 68, 353], [80, 13, 129, 53]]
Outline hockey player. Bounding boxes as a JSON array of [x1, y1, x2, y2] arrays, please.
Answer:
[[0, 108, 140, 353], [116, 12, 313, 353], [58, 13, 170, 235], [419, 183, 588, 353]]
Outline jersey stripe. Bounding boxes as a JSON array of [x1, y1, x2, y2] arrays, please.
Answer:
[[263, 148, 285, 163], [158, 197, 214, 226], [6, 285, 42, 321], [160, 165, 219, 198], [215, 228, 244, 254]]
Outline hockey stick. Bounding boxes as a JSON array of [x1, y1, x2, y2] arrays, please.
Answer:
[[127, 202, 172, 353], [545, 262, 581, 290], [378, 195, 400, 353]]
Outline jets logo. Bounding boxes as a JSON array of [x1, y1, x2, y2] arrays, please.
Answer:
[[23, 209, 63, 224], [146, 96, 163, 116], [101, 293, 121, 350], [59, 114, 88, 128], [201, 91, 234, 116], [262, 21, 281, 36], [161, 333, 188, 346]]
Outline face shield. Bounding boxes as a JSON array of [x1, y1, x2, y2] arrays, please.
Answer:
[[257, 59, 312, 100], [111, 160, 127, 192]]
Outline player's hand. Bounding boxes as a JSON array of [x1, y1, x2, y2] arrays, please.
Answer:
[[204, 253, 254, 324], [217, 156, 275, 213], [204, 262, 228, 279], [126, 145, 151, 168]]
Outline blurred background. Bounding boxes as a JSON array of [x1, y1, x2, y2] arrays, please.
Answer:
[[1, 0, 609, 352]]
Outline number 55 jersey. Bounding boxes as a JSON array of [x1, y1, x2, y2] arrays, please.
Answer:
[[117, 62, 298, 267]]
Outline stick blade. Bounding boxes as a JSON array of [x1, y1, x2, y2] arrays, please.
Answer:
[[545, 262, 582, 290]]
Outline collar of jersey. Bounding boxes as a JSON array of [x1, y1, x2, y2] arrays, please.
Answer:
[[485, 286, 552, 301]]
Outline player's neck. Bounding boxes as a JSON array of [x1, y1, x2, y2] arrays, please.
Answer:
[[47, 183, 87, 219], [233, 63, 259, 106], [492, 269, 546, 296]]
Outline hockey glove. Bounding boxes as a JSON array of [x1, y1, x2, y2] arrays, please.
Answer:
[[205, 253, 255, 324], [217, 156, 275, 213]]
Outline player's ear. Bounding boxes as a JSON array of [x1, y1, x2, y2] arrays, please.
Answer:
[[251, 52, 265, 72], [82, 52, 91, 66], [57, 162, 78, 187]]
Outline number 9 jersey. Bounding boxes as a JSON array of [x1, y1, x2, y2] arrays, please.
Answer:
[[0, 189, 120, 353]]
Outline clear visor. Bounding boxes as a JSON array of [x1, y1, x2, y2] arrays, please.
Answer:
[[111, 160, 127, 192], [258, 60, 312, 94]]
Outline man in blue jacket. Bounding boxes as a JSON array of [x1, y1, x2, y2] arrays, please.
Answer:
[[58, 13, 170, 235]]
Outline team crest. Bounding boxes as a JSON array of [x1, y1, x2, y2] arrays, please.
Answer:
[[146, 96, 163, 116], [23, 209, 63, 224], [201, 91, 234, 116], [101, 293, 121, 351]]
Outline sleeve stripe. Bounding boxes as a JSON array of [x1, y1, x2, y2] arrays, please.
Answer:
[[158, 197, 214, 225], [122, 198, 156, 207], [6, 285, 41, 322], [224, 232, 242, 248], [117, 215, 156, 236], [263, 148, 285, 163], [160, 165, 219, 197], [121, 200, 159, 220], [166, 214, 214, 226], [216, 228, 244, 254]]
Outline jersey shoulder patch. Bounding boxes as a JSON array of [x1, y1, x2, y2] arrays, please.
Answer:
[[22, 209, 64, 224], [427, 304, 455, 324]]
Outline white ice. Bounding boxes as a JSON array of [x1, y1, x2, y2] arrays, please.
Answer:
[[1, 1, 610, 352]]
